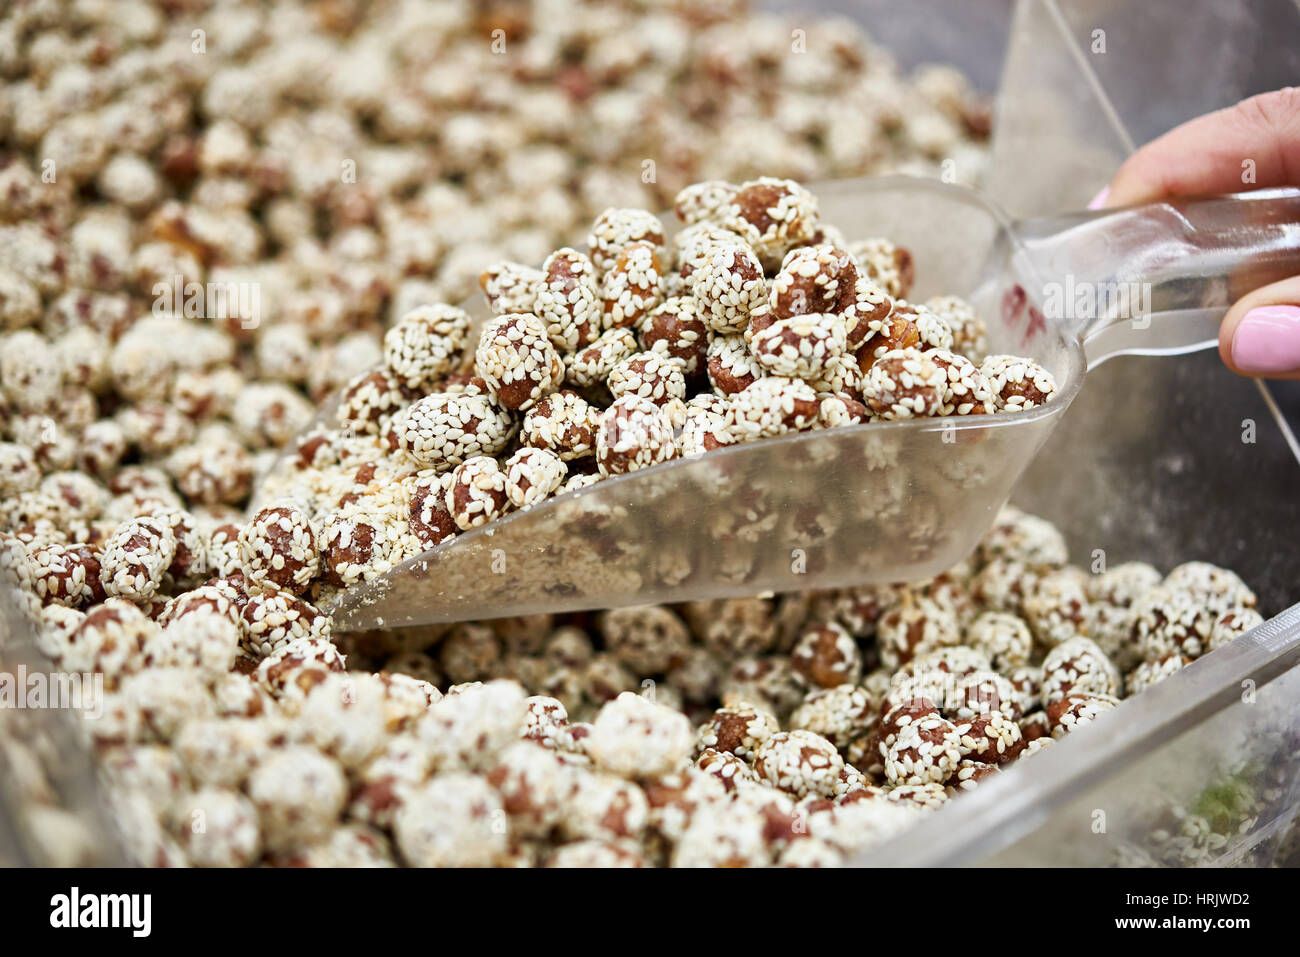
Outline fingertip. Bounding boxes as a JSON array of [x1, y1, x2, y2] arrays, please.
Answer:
[[1086, 186, 1110, 210]]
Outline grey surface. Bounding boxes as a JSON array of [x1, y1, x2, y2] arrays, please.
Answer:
[[1013, 349, 1300, 613]]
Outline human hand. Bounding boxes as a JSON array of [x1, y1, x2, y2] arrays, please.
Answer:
[[1091, 88, 1300, 380]]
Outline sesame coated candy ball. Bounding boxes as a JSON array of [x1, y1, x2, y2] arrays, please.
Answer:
[[1087, 561, 1163, 606], [818, 393, 870, 429], [1005, 665, 1043, 717], [1130, 586, 1218, 662], [876, 596, 961, 670], [895, 644, 991, 682], [885, 714, 962, 786], [607, 351, 687, 406], [1046, 692, 1119, 739], [535, 248, 602, 354], [861, 348, 947, 419], [397, 392, 514, 470], [522, 695, 572, 751], [446, 455, 510, 531], [848, 237, 915, 299], [721, 177, 820, 267], [926, 295, 987, 359], [247, 746, 346, 854], [725, 375, 820, 439], [503, 447, 567, 509], [1041, 636, 1120, 704], [980, 354, 1058, 411], [1126, 653, 1191, 694], [1207, 607, 1265, 652], [695, 702, 779, 759], [749, 313, 849, 383], [691, 243, 767, 334], [319, 507, 397, 587], [406, 472, 458, 550], [901, 302, 956, 352], [474, 312, 564, 412], [927, 348, 994, 415], [770, 244, 858, 318], [175, 788, 261, 868], [844, 276, 895, 349], [674, 223, 750, 282], [1023, 567, 1095, 648], [297, 673, 390, 769], [878, 695, 942, 756], [602, 240, 664, 329], [979, 507, 1069, 568], [336, 369, 411, 436], [0, 443, 41, 496], [789, 684, 876, 750], [240, 586, 332, 659], [586, 692, 693, 780], [790, 621, 862, 688], [27, 543, 105, 608], [753, 729, 845, 799], [706, 333, 764, 395], [695, 747, 757, 793], [520, 390, 599, 461], [587, 207, 666, 275], [100, 516, 176, 603], [237, 503, 318, 594], [854, 307, 921, 370], [946, 760, 1000, 794], [560, 771, 649, 843], [956, 709, 1025, 765], [1163, 561, 1257, 611], [547, 840, 649, 869], [255, 636, 346, 702], [596, 394, 676, 476], [600, 605, 691, 675], [156, 609, 241, 677], [480, 261, 544, 316], [673, 180, 737, 225], [417, 680, 527, 772], [639, 295, 710, 378], [382, 303, 472, 391], [671, 800, 770, 868], [62, 599, 156, 687], [947, 669, 1021, 721], [567, 326, 639, 392], [486, 741, 570, 837], [966, 611, 1034, 671]]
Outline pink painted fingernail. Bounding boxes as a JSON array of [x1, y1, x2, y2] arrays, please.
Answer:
[[1231, 305, 1300, 375], [1087, 186, 1110, 210]]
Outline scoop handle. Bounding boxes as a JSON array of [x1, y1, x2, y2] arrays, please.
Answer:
[[1014, 188, 1300, 367]]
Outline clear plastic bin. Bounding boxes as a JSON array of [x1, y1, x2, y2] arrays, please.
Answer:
[[857, 0, 1300, 866]]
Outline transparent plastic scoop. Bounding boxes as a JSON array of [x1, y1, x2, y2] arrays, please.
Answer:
[[314, 177, 1300, 629]]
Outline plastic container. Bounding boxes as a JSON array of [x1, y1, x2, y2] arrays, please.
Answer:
[[855, 0, 1300, 866]]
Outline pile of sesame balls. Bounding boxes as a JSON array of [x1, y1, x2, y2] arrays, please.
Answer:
[[254, 174, 1062, 610], [0, 2, 1266, 867]]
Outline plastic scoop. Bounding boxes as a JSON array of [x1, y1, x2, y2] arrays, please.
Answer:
[[292, 176, 1300, 630]]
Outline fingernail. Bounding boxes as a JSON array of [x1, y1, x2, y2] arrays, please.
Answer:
[[1087, 186, 1110, 210], [1231, 305, 1300, 374]]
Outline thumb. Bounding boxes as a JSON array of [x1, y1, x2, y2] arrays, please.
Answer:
[[1102, 88, 1300, 208], [1220, 275, 1300, 380]]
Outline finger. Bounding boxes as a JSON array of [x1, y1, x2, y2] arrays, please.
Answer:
[[1104, 88, 1300, 207], [1219, 275, 1300, 380]]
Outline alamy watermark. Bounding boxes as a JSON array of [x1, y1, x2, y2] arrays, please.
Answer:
[[1042, 274, 1152, 329], [0, 665, 103, 718], [152, 273, 261, 329]]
